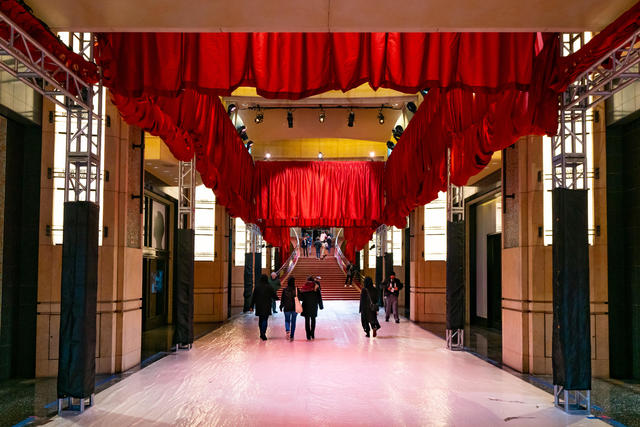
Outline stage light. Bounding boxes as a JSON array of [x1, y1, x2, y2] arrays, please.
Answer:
[[254, 109, 264, 124], [377, 109, 385, 125], [347, 109, 355, 127], [406, 102, 417, 113], [420, 89, 429, 96], [318, 152, 324, 159], [369, 151, 375, 158], [237, 125, 248, 141], [265, 152, 271, 159], [392, 125, 404, 142], [227, 103, 237, 115], [387, 140, 396, 150], [287, 109, 293, 128], [319, 108, 326, 123], [246, 140, 254, 149]]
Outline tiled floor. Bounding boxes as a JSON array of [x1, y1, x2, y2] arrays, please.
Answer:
[[49, 301, 603, 426]]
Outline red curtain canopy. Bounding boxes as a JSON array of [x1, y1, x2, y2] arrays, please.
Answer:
[[97, 32, 542, 99]]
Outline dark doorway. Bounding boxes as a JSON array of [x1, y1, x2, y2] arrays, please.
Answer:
[[0, 117, 41, 379], [486, 233, 502, 330], [142, 194, 172, 332]]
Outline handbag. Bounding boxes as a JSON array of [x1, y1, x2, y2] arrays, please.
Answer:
[[366, 289, 378, 312], [294, 289, 303, 313]]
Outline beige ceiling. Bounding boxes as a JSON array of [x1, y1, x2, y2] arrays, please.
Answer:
[[27, 0, 636, 32]]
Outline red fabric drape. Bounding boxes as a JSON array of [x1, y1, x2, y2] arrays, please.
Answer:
[[0, 0, 98, 88], [261, 227, 292, 265], [111, 89, 255, 221], [253, 160, 385, 230], [343, 227, 375, 264], [97, 32, 540, 99]]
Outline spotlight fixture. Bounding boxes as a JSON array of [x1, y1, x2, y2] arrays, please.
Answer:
[[347, 109, 355, 127], [227, 103, 237, 115], [377, 108, 385, 125], [237, 125, 248, 141], [246, 140, 254, 149], [265, 152, 271, 159], [319, 108, 326, 123], [387, 140, 396, 150], [420, 88, 429, 97], [254, 108, 264, 124], [392, 125, 404, 142], [406, 102, 417, 113], [318, 151, 324, 159], [287, 109, 293, 128]]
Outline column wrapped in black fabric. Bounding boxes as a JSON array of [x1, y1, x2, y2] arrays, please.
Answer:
[[243, 253, 253, 311], [174, 229, 194, 346], [57, 202, 98, 399], [552, 188, 591, 390], [446, 220, 465, 330], [254, 251, 262, 285], [375, 256, 384, 305]]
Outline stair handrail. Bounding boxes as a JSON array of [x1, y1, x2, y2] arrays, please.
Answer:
[[275, 228, 300, 283], [334, 230, 364, 288]]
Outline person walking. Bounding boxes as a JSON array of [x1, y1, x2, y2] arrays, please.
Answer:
[[280, 277, 299, 341], [250, 274, 278, 340], [344, 262, 355, 287], [314, 238, 322, 259], [299, 276, 323, 340], [301, 235, 308, 257], [383, 271, 403, 323], [360, 277, 381, 337], [268, 272, 281, 314]]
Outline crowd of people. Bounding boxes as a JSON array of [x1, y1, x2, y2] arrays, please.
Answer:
[[300, 231, 333, 259], [249, 270, 403, 341]]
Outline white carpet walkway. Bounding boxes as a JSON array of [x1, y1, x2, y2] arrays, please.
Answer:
[[52, 301, 603, 426]]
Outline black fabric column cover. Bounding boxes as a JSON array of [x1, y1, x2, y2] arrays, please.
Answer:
[[375, 255, 383, 305], [57, 202, 98, 399], [254, 250, 262, 285], [243, 253, 253, 311], [174, 229, 194, 346], [552, 188, 591, 390], [446, 220, 465, 330]]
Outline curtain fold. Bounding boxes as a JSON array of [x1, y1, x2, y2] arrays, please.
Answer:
[[97, 32, 540, 99]]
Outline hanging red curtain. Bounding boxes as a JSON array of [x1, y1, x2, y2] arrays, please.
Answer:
[[253, 160, 385, 230], [97, 32, 541, 99], [343, 227, 376, 264], [110, 89, 255, 222], [261, 227, 292, 265]]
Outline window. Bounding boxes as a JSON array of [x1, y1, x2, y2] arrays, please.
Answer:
[[234, 218, 247, 266], [368, 238, 376, 268], [392, 226, 403, 266], [194, 185, 215, 261], [359, 250, 364, 270], [424, 191, 447, 260]]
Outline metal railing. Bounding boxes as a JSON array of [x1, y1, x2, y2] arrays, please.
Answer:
[[333, 230, 365, 289], [274, 228, 300, 283]]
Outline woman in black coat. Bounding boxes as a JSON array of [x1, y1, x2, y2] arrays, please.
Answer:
[[359, 277, 381, 337], [250, 274, 278, 340], [280, 277, 299, 341], [298, 276, 323, 340]]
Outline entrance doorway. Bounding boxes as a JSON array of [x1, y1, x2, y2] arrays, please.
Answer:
[[142, 193, 173, 332]]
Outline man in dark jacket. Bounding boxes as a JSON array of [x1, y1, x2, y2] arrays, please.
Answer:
[[382, 271, 403, 323], [268, 272, 281, 314], [250, 274, 278, 340], [344, 262, 355, 287], [313, 238, 322, 259]]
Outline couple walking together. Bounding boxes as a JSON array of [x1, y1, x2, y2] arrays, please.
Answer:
[[250, 274, 323, 341]]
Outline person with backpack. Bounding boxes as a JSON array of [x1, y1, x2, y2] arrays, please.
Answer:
[[359, 277, 381, 338], [279, 277, 300, 341]]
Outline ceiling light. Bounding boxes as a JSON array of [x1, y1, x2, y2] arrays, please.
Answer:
[[369, 151, 375, 158], [318, 152, 324, 159], [254, 109, 264, 124], [347, 109, 355, 127], [387, 140, 396, 150], [319, 108, 326, 123], [227, 103, 237, 115], [265, 152, 271, 159], [377, 109, 385, 125], [406, 102, 417, 113], [287, 110, 293, 128]]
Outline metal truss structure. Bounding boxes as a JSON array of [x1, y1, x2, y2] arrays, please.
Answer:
[[0, 15, 103, 204], [553, 29, 640, 189], [178, 160, 196, 229]]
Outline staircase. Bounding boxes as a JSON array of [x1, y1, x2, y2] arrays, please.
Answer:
[[285, 254, 361, 300]]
